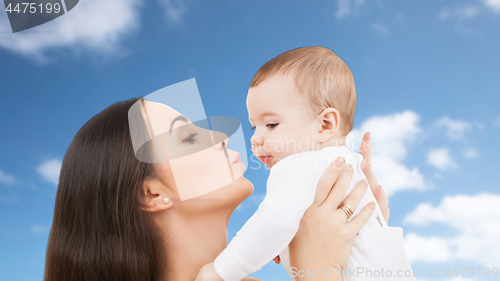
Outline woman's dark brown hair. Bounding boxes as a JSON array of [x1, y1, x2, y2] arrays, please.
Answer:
[[44, 97, 166, 281]]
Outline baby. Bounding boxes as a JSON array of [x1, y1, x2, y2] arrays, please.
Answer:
[[197, 47, 414, 281]]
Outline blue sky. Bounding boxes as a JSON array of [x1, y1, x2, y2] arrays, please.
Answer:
[[1, 0, 500, 280]]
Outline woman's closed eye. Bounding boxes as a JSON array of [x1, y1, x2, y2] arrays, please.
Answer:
[[183, 133, 198, 143]]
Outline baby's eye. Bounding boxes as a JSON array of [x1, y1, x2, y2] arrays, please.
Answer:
[[182, 133, 198, 143], [250, 126, 256, 131], [266, 123, 279, 129]]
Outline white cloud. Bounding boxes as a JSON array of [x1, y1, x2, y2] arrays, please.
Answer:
[[464, 148, 479, 159], [248, 193, 265, 204], [435, 117, 472, 140], [404, 233, 454, 262], [36, 159, 62, 186], [404, 193, 500, 266], [347, 111, 426, 197], [159, 0, 188, 24], [371, 22, 389, 36], [474, 121, 485, 129], [427, 148, 457, 170], [0, 0, 143, 61], [394, 14, 407, 28], [438, 5, 479, 21], [31, 224, 50, 234], [235, 193, 265, 211], [494, 116, 500, 127], [438, 1, 500, 34], [482, 0, 500, 13], [0, 169, 16, 185], [336, 0, 364, 19], [0, 196, 19, 203]]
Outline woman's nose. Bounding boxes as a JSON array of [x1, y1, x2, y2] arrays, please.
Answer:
[[211, 131, 228, 150], [251, 134, 264, 147]]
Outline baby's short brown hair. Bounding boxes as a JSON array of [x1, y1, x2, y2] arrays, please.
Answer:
[[250, 46, 357, 136]]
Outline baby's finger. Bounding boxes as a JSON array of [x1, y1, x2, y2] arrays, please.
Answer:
[[323, 164, 354, 210], [348, 202, 376, 233], [338, 179, 369, 215], [312, 157, 345, 207]]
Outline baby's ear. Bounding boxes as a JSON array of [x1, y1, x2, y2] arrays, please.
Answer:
[[316, 108, 341, 142]]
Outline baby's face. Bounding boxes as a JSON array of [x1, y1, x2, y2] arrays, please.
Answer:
[[247, 74, 320, 169]]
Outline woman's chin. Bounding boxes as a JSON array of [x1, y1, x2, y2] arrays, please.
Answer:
[[178, 175, 253, 213], [237, 175, 254, 197], [220, 175, 254, 202]]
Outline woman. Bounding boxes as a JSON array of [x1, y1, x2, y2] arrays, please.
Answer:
[[44, 97, 388, 281]]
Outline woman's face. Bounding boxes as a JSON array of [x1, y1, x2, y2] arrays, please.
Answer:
[[142, 100, 252, 209]]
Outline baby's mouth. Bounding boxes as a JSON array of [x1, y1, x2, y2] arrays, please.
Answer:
[[259, 155, 272, 165]]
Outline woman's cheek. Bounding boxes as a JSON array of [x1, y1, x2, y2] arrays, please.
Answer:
[[168, 149, 234, 200]]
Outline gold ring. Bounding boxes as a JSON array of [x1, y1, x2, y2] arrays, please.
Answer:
[[338, 203, 353, 219]]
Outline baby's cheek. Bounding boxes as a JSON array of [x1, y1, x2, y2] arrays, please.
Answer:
[[260, 140, 274, 154], [249, 147, 262, 165]]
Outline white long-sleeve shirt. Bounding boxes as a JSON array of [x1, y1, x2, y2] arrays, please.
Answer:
[[214, 146, 415, 281]]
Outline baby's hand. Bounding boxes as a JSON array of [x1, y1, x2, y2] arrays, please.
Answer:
[[195, 262, 224, 281]]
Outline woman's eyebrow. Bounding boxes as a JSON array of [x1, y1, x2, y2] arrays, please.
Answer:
[[170, 115, 188, 135]]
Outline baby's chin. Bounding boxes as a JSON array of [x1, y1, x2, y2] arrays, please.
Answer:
[[254, 157, 276, 169], [271, 158, 281, 168], [266, 157, 282, 169]]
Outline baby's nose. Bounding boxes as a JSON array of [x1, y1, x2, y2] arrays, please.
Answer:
[[251, 135, 264, 146]]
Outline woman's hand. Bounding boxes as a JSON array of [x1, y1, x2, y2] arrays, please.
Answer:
[[288, 158, 376, 280], [358, 132, 390, 224]]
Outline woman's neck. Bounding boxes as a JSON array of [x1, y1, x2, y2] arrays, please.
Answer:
[[160, 208, 232, 280]]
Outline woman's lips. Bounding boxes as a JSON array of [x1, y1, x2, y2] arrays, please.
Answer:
[[232, 153, 241, 163], [232, 153, 245, 168]]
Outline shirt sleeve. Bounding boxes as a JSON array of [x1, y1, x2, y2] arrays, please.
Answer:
[[214, 153, 330, 281]]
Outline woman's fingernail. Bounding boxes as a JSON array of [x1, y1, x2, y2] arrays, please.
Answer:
[[369, 202, 375, 209], [360, 179, 369, 187], [346, 164, 353, 170], [335, 157, 345, 168]]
